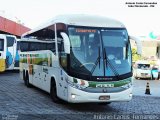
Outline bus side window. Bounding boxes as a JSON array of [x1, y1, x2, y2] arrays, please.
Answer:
[[17, 41, 20, 50], [6, 36, 15, 47], [30, 43, 36, 51], [58, 40, 64, 53], [0, 39, 4, 51], [42, 43, 47, 50], [38, 43, 46, 51], [58, 39, 67, 70], [46, 43, 55, 53], [20, 42, 29, 52]]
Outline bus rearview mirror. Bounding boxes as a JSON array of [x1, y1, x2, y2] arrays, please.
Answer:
[[60, 32, 70, 54]]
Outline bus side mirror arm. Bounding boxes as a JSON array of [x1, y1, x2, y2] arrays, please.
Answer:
[[60, 32, 70, 54], [129, 35, 142, 55]]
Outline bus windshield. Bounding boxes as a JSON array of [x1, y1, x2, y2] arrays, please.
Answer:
[[68, 26, 131, 80], [101, 29, 131, 76], [0, 39, 4, 51]]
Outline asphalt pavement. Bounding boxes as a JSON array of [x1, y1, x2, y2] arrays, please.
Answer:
[[0, 71, 160, 120], [133, 78, 160, 97]]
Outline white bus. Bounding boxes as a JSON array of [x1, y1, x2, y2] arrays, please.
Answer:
[[0, 34, 19, 72], [20, 15, 141, 103]]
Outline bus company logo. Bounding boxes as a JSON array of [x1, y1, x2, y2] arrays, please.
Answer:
[[96, 84, 114, 88], [103, 88, 107, 93]]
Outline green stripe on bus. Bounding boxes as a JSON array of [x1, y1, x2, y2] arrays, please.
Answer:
[[88, 78, 132, 88]]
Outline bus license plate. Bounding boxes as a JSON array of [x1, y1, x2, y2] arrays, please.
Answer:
[[99, 95, 110, 100]]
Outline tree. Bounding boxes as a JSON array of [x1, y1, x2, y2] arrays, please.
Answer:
[[132, 48, 142, 62]]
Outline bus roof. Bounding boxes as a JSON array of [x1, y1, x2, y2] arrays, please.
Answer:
[[0, 34, 5, 39], [23, 14, 126, 37], [0, 34, 17, 40]]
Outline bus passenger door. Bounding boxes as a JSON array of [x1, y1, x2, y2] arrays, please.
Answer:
[[57, 52, 68, 101], [57, 68, 68, 101], [32, 64, 42, 88], [6, 36, 16, 69], [41, 66, 50, 92], [41, 53, 52, 92]]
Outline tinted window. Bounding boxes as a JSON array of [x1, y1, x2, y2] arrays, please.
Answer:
[[58, 42, 64, 52], [26, 25, 55, 40], [137, 64, 150, 69], [17, 41, 20, 50], [152, 68, 158, 70], [46, 43, 55, 52], [30, 43, 37, 51], [6, 36, 15, 47], [0, 39, 4, 51], [20, 41, 55, 52], [20, 42, 29, 52], [40, 43, 47, 50], [29, 42, 46, 51]]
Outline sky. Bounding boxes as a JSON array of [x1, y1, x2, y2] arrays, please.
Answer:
[[0, 0, 160, 36]]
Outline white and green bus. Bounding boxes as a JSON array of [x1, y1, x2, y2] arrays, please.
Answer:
[[20, 15, 141, 103]]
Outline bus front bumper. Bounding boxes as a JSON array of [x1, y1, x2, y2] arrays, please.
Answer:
[[0, 59, 5, 72], [67, 86, 132, 103]]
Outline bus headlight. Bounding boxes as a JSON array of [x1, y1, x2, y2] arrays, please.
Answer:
[[71, 94, 76, 99], [65, 78, 88, 90], [129, 93, 132, 97]]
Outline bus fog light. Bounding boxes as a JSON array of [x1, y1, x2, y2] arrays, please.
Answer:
[[129, 93, 132, 97], [71, 94, 76, 99]]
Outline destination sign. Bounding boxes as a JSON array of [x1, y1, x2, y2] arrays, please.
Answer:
[[76, 29, 96, 33]]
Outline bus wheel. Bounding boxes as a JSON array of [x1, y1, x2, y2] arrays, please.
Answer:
[[24, 72, 27, 86], [50, 80, 60, 103], [151, 75, 153, 80], [135, 76, 138, 79], [25, 71, 32, 87], [23, 70, 25, 81]]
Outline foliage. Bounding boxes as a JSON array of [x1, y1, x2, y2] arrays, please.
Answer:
[[132, 48, 142, 62]]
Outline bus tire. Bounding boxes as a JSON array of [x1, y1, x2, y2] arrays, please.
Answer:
[[23, 70, 25, 81], [25, 71, 32, 87], [24, 71, 27, 86], [50, 78, 61, 103], [151, 75, 153, 80], [135, 77, 138, 79]]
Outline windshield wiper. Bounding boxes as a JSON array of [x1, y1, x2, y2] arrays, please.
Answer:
[[90, 47, 101, 74], [104, 48, 121, 80]]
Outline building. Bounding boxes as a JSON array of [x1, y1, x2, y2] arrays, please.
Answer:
[[0, 15, 30, 37], [131, 36, 160, 60]]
